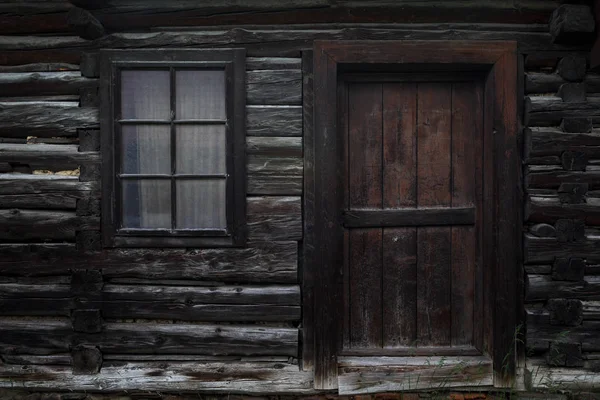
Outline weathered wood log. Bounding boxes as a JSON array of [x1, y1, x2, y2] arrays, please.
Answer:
[[0, 102, 98, 137], [337, 356, 493, 394], [0, 241, 298, 283], [556, 54, 587, 82], [0, 354, 71, 365], [558, 182, 588, 204], [558, 82, 586, 102], [247, 155, 302, 195], [100, 285, 301, 322], [525, 96, 600, 126], [549, 4, 595, 44], [0, 174, 98, 196], [525, 72, 564, 94], [582, 301, 600, 320], [0, 319, 298, 356], [246, 70, 302, 105], [0, 194, 78, 210], [562, 117, 593, 133], [246, 105, 302, 136], [561, 150, 588, 171], [525, 167, 600, 190], [526, 195, 600, 225], [528, 357, 600, 390], [247, 137, 302, 157], [247, 57, 301, 70], [0, 210, 99, 241], [526, 274, 600, 301], [526, 319, 600, 351], [0, 72, 96, 97], [0, 360, 314, 393], [525, 234, 600, 263], [0, 283, 72, 317], [0, 28, 584, 65], [247, 196, 302, 241], [525, 127, 600, 158], [67, 7, 105, 40], [0, 144, 100, 170], [0, 63, 79, 73]]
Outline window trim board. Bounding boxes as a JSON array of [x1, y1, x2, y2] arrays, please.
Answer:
[[100, 48, 247, 248]]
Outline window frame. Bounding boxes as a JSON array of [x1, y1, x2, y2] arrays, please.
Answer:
[[100, 49, 247, 248]]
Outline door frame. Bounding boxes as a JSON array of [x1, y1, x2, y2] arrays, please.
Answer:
[[305, 41, 521, 390]]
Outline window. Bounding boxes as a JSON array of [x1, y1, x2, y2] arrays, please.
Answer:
[[100, 49, 246, 247]]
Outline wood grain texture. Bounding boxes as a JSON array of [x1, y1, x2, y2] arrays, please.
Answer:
[[526, 195, 600, 225], [246, 105, 302, 136], [247, 196, 302, 240], [246, 70, 302, 105], [525, 127, 600, 159], [0, 210, 98, 241], [247, 155, 302, 195], [0, 72, 96, 97]]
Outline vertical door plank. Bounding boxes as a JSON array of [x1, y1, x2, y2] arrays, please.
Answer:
[[382, 83, 418, 347], [347, 83, 383, 349], [383, 228, 417, 347], [349, 229, 383, 348], [450, 82, 481, 346], [416, 83, 452, 346], [348, 83, 383, 209]]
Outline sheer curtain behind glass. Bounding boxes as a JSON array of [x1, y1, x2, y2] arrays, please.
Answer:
[[120, 69, 227, 231], [121, 70, 171, 229]]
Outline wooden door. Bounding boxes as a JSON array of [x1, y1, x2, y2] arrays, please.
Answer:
[[340, 75, 484, 355]]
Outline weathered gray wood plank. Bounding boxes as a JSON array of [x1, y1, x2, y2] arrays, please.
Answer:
[[247, 70, 302, 105], [0, 102, 98, 137], [526, 195, 600, 225], [0, 144, 100, 168], [0, 319, 298, 356], [526, 127, 600, 158], [528, 358, 600, 390], [0, 72, 97, 97], [247, 196, 302, 241], [525, 96, 600, 126], [0, 361, 314, 393], [525, 234, 600, 263], [0, 174, 98, 196], [246, 57, 301, 70], [526, 167, 600, 190], [526, 275, 600, 301], [248, 155, 302, 195], [247, 137, 302, 157], [246, 105, 302, 136], [0, 210, 99, 240], [0, 242, 298, 283]]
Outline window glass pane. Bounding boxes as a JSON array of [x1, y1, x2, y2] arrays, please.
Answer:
[[122, 179, 171, 229], [176, 70, 225, 120], [121, 70, 170, 120], [176, 179, 226, 229], [176, 125, 226, 174], [121, 125, 171, 174]]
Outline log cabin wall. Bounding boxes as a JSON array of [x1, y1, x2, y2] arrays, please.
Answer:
[[0, 0, 599, 396]]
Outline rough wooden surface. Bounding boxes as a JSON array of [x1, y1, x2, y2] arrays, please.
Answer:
[[247, 196, 302, 240], [246, 106, 302, 136], [247, 155, 303, 195]]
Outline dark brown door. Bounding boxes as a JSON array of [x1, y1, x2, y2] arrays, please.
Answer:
[[340, 75, 484, 355]]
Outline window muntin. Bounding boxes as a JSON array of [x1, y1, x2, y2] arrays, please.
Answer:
[[101, 49, 246, 247]]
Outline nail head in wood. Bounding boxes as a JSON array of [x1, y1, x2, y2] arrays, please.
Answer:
[[561, 117, 592, 133], [71, 309, 102, 333], [549, 5, 595, 44], [558, 82, 586, 102], [71, 345, 102, 374], [552, 257, 586, 281]]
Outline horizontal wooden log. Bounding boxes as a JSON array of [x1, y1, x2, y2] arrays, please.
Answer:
[[528, 358, 600, 390], [0, 282, 71, 317], [525, 234, 600, 263], [0, 241, 298, 283], [337, 356, 493, 394], [582, 301, 600, 320], [525, 72, 564, 94], [0, 28, 583, 64], [525, 127, 600, 158], [526, 195, 600, 225], [0, 354, 71, 365], [527, 319, 600, 351], [247, 137, 302, 157], [246, 105, 302, 136], [526, 274, 600, 301], [0, 361, 313, 393], [0, 63, 79, 73], [525, 167, 600, 190], [248, 155, 302, 195], [247, 196, 302, 241], [0, 174, 98, 196], [0, 72, 96, 97], [0, 319, 298, 356], [0, 102, 98, 137], [525, 96, 600, 126], [0, 210, 98, 241], [343, 207, 475, 228], [246, 57, 301, 70], [247, 70, 302, 105], [0, 194, 78, 210], [0, 144, 100, 169]]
